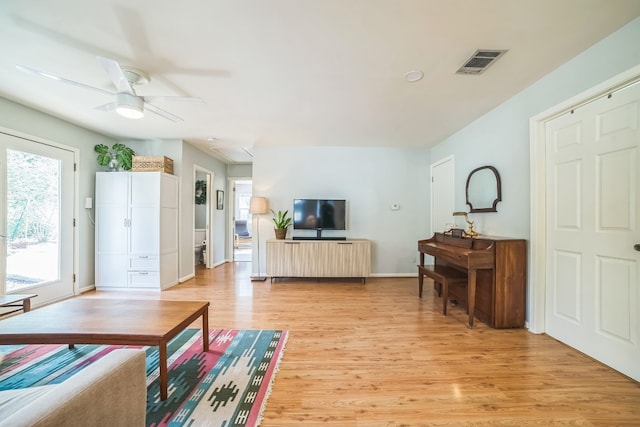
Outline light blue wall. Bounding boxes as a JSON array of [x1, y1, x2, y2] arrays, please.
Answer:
[[430, 17, 640, 322], [228, 163, 252, 178], [252, 145, 431, 276]]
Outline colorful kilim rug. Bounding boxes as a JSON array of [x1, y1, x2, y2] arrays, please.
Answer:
[[0, 328, 288, 427]]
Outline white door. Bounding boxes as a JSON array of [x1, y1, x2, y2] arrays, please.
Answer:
[[0, 132, 75, 304], [130, 173, 160, 255], [431, 156, 455, 234], [95, 172, 129, 288], [545, 82, 640, 381]]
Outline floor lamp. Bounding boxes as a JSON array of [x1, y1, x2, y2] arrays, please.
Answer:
[[250, 196, 269, 281]]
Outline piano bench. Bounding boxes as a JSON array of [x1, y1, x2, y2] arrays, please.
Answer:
[[418, 265, 468, 315]]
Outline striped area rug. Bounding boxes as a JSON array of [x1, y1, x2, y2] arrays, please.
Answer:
[[0, 328, 288, 427]]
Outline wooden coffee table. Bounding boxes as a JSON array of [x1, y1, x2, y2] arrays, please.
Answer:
[[0, 298, 209, 400]]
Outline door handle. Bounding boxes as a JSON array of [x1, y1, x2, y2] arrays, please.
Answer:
[[635, 244, 640, 252]]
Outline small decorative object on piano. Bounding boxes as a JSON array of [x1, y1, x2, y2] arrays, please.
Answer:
[[452, 211, 478, 237], [132, 156, 174, 174], [448, 228, 465, 238]]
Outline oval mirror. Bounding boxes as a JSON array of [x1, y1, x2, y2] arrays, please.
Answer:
[[465, 166, 501, 213]]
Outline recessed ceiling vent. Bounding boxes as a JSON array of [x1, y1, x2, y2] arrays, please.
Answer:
[[456, 49, 507, 75]]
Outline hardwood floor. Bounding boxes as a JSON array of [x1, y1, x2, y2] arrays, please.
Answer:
[[99, 262, 640, 426]]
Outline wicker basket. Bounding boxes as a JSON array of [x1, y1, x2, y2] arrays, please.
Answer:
[[132, 156, 174, 175]]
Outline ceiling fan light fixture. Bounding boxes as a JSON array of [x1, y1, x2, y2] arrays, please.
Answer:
[[115, 93, 144, 119]]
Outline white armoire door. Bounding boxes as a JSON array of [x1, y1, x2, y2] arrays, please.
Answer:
[[95, 172, 129, 288], [129, 173, 161, 255], [545, 82, 640, 381]]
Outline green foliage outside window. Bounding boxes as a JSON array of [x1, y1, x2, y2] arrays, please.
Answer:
[[6, 150, 58, 244]]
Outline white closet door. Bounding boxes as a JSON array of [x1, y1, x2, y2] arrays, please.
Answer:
[[545, 82, 640, 381], [431, 156, 455, 234]]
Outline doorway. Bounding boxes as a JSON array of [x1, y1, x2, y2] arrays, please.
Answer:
[[0, 131, 75, 305], [431, 156, 455, 234], [531, 67, 640, 381], [194, 167, 213, 270], [232, 179, 252, 262]]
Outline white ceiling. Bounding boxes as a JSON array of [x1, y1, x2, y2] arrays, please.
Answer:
[[1, 1, 639, 163]]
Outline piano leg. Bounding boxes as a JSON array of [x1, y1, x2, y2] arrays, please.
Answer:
[[467, 269, 477, 329]]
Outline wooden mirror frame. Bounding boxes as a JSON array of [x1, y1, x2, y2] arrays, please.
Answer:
[[465, 165, 502, 213]]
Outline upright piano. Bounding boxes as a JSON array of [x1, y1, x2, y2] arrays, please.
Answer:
[[418, 232, 526, 328]]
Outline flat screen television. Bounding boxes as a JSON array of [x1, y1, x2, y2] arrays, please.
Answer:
[[293, 199, 346, 239]]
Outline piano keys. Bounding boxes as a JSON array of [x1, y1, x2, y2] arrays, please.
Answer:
[[418, 232, 527, 328]]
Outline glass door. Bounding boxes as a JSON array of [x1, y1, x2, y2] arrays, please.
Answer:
[[0, 132, 75, 304]]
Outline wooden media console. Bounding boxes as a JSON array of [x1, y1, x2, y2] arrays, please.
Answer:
[[266, 239, 371, 282]]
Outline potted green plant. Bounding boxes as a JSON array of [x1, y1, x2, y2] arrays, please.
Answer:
[[94, 143, 135, 171], [271, 209, 292, 239]]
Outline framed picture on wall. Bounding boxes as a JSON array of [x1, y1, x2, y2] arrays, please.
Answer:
[[216, 190, 224, 210]]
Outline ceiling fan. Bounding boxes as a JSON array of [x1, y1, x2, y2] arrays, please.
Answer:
[[16, 56, 204, 122]]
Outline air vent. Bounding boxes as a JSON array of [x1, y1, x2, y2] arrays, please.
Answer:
[[456, 49, 507, 75], [207, 138, 254, 163]]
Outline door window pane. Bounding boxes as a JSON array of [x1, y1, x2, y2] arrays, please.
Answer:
[[5, 149, 60, 291]]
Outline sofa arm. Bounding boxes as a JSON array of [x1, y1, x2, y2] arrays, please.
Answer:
[[1, 349, 147, 427]]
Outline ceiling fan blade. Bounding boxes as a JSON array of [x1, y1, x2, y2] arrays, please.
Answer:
[[16, 64, 114, 97], [94, 102, 117, 112], [96, 56, 135, 95], [144, 102, 182, 122], [143, 96, 204, 104]]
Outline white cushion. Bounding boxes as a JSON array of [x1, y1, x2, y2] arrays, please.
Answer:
[[0, 386, 56, 420]]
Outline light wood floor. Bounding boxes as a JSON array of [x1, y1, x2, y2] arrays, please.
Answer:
[[99, 262, 640, 426]]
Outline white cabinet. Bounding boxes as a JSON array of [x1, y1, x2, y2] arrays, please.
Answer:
[[95, 172, 178, 290], [266, 239, 371, 281]]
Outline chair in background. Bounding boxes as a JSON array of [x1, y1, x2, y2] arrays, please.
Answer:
[[234, 220, 251, 248]]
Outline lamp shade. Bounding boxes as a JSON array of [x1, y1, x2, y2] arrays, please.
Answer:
[[249, 197, 269, 215]]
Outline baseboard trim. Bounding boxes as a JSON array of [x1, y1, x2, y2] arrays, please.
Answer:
[[368, 273, 418, 278], [78, 284, 95, 294], [180, 273, 195, 283]]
